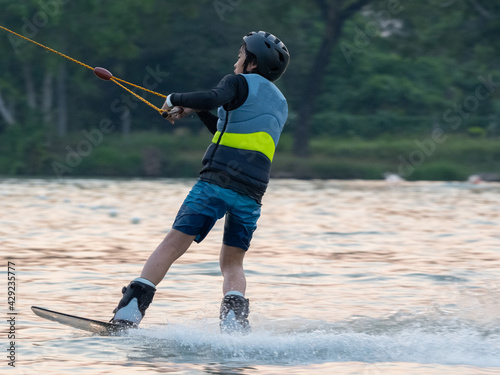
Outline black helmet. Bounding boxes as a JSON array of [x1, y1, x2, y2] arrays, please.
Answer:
[[243, 31, 290, 82]]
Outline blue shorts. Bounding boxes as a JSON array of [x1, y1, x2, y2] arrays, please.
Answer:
[[172, 180, 262, 251]]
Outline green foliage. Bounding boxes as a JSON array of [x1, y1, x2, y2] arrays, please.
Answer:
[[467, 126, 487, 138], [0, 0, 499, 180], [0, 118, 51, 174], [0, 129, 497, 180], [408, 162, 467, 181]]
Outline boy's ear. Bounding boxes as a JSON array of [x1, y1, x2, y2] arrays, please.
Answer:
[[248, 62, 258, 72]]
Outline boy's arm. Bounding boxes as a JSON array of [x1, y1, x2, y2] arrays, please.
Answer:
[[163, 74, 248, 133], [167, 74, 248, 111]]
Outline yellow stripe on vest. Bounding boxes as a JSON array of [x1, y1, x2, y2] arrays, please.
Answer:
[[212, 131, 276, 161]]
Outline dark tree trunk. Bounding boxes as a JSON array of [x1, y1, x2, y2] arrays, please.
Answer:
[[293, 2, 343, 156], [292, 0, 372, 157]]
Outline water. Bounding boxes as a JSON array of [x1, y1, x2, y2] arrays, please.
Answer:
[[1, 178, 500, 375]]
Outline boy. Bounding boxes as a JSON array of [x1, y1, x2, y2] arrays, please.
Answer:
[[112, 31, 290, 334]]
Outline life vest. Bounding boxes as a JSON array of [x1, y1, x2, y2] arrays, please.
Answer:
[[199, 74, 288, 202]]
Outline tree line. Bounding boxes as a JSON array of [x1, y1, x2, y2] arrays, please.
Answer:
[[0, 0, 498, 160]]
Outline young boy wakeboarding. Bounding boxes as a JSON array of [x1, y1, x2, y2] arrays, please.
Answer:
[[111, 31, 290, 334]]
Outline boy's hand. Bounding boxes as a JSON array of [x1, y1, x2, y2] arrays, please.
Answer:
[[162, 106, 194, 124]]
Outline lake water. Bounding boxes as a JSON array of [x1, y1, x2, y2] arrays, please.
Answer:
[[1, 178, 500, 375]]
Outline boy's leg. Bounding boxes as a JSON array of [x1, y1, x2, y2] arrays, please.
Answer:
[[112, 229, 195, 325], [219, 244, 247, 295], [218, 191, 260, 334], [141, 229, 196, 285], [219, 244, 250, 333]]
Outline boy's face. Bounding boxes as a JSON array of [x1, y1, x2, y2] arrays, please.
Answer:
[[234, 47, 257, 75]]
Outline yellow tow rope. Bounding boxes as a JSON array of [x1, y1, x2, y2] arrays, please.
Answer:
[[0, 24, 166, 114]]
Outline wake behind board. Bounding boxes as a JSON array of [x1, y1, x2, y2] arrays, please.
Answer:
[[31, 306, 125, 335]]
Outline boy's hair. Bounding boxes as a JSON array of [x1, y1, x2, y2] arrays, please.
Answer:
[[241, 43, 258, 74]]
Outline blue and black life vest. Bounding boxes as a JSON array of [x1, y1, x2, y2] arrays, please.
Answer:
[[199, 74, 288, 202]]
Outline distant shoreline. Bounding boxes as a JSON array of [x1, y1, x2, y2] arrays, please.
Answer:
[[0, 132, 498, 182]]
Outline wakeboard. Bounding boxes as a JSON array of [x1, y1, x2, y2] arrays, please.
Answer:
[[31, 306, 126, 335]]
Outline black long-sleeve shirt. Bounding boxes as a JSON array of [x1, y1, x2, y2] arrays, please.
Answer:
[[169, 74, 249, 134]]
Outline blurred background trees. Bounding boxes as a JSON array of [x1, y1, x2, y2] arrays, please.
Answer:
[[0, 0, 498, 177]]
